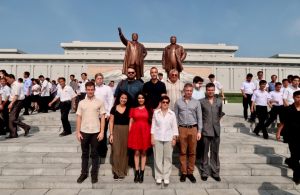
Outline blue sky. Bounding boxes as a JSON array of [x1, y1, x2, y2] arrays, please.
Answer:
[[0, 0, 300, 57]]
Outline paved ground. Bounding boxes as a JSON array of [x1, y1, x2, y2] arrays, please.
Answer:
[[0, 103, 299, 195]]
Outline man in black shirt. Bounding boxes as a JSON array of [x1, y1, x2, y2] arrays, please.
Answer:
[[277, 90, 300, 185], [143, 67, 166, 110]]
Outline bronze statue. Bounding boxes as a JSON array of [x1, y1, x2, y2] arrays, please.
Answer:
[[162, 36, 187, 79], [118, 27, 147, 80]]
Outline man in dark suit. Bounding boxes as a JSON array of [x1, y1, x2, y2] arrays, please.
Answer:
[[199, 83, 223, 182]]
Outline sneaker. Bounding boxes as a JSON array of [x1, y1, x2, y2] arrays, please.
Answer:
[[156, 179, 162, 184], [164, 180, 169, 184], [113, 173, 118, 181], [77, 173, 87, 183]]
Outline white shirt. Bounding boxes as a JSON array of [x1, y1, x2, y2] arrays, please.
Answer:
[[80, 79, 89, 93], [254, 78, 269, 90], [9, 81, 25, 101], [269, 90, 283, 106], [56, 85, 77, 102], [241, 81, 255, 94], [213, 80, 223, 94], [251, 89, 271, 106], [0, 85, 11, 101], [56, 84, 62, 90], [280, 86, 288, 93], [48, 82, 52, 92], [33, 84, 41, 95], [151, 109, 179, 141], [160, 79, 164, 82], [92, 84, 114, 118], [110, 86, 116, 94], [283, 85, 300, 105], [41, 80, 50, 97]]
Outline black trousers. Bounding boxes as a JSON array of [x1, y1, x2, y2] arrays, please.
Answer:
[[23, 95, 33, 114], [253, 106, 268, 137], [243, 94, 256, 120], [81, 131, 99, 175], [60, 101, 72, 134], [79, 93, 86, 101], [98, 119, 109, 156], [288, 140, 300, 180], [39, 96, 50, 113], [0, 101, 9, 134], [8, 100, 30, 137], [265, 105, 284, 128], [199, 136, 220, 177]]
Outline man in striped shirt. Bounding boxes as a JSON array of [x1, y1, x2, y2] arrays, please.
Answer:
[[164, 69, 184, 110]]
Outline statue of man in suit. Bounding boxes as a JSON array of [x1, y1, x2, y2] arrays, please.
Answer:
[[162, 36, 187, 79], [118, 27, 147, 80]]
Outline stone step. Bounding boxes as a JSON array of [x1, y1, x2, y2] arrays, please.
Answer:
[[0, 163, 293, 177], [0, 142, 289, 155], [0, 152, 287, 165], [0, 175, 295, 190], [22, 120, 76, 126], [17, 126, 76, 132]]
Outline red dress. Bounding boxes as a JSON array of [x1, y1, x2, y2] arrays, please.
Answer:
[[127, 107, 151, 150]]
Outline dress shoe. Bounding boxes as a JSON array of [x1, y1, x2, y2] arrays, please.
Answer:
[[77, 173, 87, 183], [113, 173, 118, 181], [212, 176, 221, 182], [201, 176, 208, 181], [180, 174, 186, 182], [24, 126, 31, 137], [91, 174, 98, 183], [187, 174, 196, 183], [59, 131, 70, 136], [253, 131, 260, 136]]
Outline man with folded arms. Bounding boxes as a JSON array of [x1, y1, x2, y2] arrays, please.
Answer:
[[174, 83, 202, 183], [49, 77, 77, 136], [76, 81, 106, 184]]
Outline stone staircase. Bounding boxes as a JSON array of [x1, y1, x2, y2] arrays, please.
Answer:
[[0, 104, 300, 195]]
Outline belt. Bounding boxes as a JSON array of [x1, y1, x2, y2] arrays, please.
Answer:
[[61, 100, 71, 103], [179, 125, 197, 129]]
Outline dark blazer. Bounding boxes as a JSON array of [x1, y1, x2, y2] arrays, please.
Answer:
[[199, 97, 223, 137]]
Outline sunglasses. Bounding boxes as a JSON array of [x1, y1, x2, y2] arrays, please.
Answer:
[[171, 74, 178, 77], [128, 72, 135, 74], [162, 101, 169, 104]]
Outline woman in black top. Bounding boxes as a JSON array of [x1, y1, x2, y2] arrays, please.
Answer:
[[109, 91, 133, 181]]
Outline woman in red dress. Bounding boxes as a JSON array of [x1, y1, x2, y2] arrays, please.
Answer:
[[127, 91, 153, 183]]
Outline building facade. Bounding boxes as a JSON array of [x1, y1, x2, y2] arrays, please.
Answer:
[[1, 42, 300, 92]]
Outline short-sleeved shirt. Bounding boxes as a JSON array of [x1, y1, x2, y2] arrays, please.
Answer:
[[283, 85, 300, 105], [80, 79, 89, 93], [41, 80, 50, 97], [213, 81, 223, 95], [76, 96, 106, 134], [269, 90, 283, 106], [9, 81, 25, 101], [241, 81, 255, 95], [0, 85, 11, 101], [56, 86, 77, 102], [69, 80, 77, 91], [51, 85, 57, 97], [110, 105, 130, 125], [143, 80, 166, 109], [23, 78, 32, 95], [251, 90, 271, 106], [254, 78, 269, 90], [268, 82, 276, 92]]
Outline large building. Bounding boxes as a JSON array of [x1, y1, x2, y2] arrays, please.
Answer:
[[1, 41, 300, 92]]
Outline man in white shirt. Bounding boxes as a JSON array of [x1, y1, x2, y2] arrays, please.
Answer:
[[251, 80, 272, 139], [46, 78, 52, 93], [208, 74, 225, 100], [287, 75, 293, 86], [192, 76, 205, 100], [241, 74, 256, 121], [254, 71, 269, 92], [265, 82, 284, 128], [6, 74, 31, 138], [158, 73, 164, 82], [93, 73, 114, 157], [280, 79, 289, 93], [0, 78, 11, 134], [78, 73, 89, 101], [283, 76, 300, 107], [109, 81, 117, 94], [38, 75, 50, 113], [49, 77, 77, 136]]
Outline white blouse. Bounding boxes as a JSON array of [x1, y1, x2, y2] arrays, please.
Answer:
[[151, 109, 179, 142]]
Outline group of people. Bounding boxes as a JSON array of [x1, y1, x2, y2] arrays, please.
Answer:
[[241, 71, 300, 185]]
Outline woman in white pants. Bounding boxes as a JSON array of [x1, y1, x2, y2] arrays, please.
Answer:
[[151, 96, 178, 184]]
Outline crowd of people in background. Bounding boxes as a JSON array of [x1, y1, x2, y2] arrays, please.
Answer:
[[1, 67, 299, 186]]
